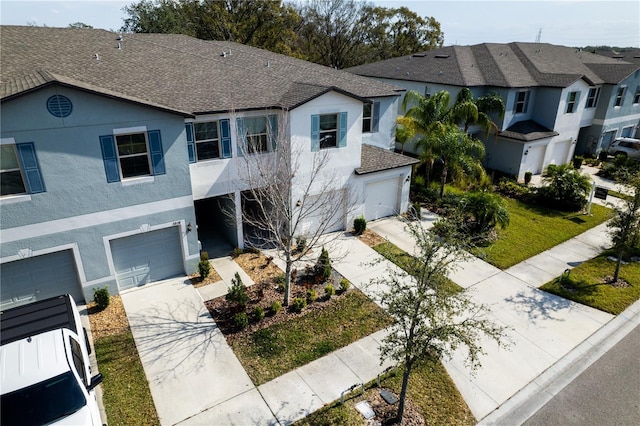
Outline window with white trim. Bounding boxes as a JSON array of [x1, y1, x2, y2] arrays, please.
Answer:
[[633, 86, 640, 104], [1, 145, 26, 196], [614, 86, 626, 107], [319, 114, 338, 149], [566, 91, 579, 113], [115, 132, 151, 178], [514, 90, 530, 114], [362, 102, 380, 133], [586, 87, 600, 108], [244, 117, 268, 153], [194, 121, 221, 160]]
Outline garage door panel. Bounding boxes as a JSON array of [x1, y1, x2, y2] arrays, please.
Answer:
[[365, 178, 400, 221], [550, 140, 571, 165], [1, 250, 83, 310], [111, 227, 183, 291]]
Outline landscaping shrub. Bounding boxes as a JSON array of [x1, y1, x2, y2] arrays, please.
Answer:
[[460, 191, 509, 234], [274, 274, 286, 292], [226, 272, 248, 308], [198, 252, 211, 280], [234, 312, 249, 330], [339, 278, 351, 292], [496, 178, 533, 202], [271, 300, 282, 315], [254, 306, 265, 322], [324, 283, 335, 297], [93, 287, 110, 311], [524, 171, 532, 185], [315, 247, 332, 281], [231, 247, 243, 258], [353, 216, 366, 235], [306, 288, 318, 302], [295, 236, 307, 253], [536, 164, 591, 211], [572, 156, 584, 169], [598, 150, 609, 162], [291, 297, 307, 313]]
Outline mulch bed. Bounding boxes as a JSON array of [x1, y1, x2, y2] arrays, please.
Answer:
[[358, 229, 387, 247], [87, 295, 130, 340], [354, 388, 425, 426]]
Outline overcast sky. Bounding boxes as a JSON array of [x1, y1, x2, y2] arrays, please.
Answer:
[[1, 0, 638, 48]]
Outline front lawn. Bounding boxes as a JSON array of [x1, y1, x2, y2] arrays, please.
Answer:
[[228, 290, 392, 385], [475, 198, 611, 269], [540, 252, 640, 314], [295, 357, 475, 425]]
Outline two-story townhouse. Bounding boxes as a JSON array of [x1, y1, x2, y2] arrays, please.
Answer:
[[347, 42, 640, 181], [0, 26, 415, 309]]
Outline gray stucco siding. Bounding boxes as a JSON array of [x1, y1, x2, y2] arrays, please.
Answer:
[[1, 86, 193, 228]]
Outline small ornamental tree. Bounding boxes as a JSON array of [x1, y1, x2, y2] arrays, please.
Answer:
[[608, 171, 640, 282], [315, 246, 332, 281], [226, 272, 248, 309]]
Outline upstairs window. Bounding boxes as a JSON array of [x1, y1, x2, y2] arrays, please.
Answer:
[[194, 121, 220, 160], [514, 90, 530, 114], [100, 129, 165, 183], [362, 102, 380, 133], [115, 133, 151, 178], [319, 114, 338, 149], [244, 117, 268, 153], [0, 142, 45, 197], [565, 91, 579, 113], [311, 112, 347, 151], [586, 87, 600, 108], [614, 87, 626, 107], [633, 87, 640, 104]]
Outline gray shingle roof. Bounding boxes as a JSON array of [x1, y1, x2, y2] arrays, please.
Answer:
[[499, 120, 559, 141], [356, 144, 419, 175], [0, 26, 403, 114], [347, 42, 639, 89]]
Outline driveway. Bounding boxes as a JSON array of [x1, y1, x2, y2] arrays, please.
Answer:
[[121, 278, 277, 425]]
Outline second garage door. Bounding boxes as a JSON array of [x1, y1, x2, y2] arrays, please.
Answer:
[[111, 227, 184, 291], [0, 250, 83, 310], [365, 178, 400, 221]]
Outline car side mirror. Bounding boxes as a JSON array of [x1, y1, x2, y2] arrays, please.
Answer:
[[88, 373, 103, 391]]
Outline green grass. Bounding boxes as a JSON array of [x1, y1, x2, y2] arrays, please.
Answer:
[[475, 198, 611, 269], [231, 291, 393, 385], [540, 252, 640, 314], [95, 331, 159, 426], [373, 241, 462, 292], [295, 358, 475, 425]]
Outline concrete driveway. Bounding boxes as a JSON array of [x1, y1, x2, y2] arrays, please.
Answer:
[[121, 278, 276, 425]]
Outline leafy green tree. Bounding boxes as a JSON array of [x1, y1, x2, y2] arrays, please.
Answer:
[[68, 22, 94, 29], [608, 171, 640, 282], [370, 219, 508, 423], [537, 164, 592, 211]]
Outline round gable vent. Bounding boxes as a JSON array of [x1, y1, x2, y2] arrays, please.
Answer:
[[47, 95, 73, 118]]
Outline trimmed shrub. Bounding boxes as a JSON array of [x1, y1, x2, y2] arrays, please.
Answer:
[[536, 164, 592, 211], [295, 236, 307, 253], [291, 297, 307, 313], [254, 306, 265, 322], [496, 179, 532, 202], [306, 288, 318, 302], [524, 171, 532, 185], [324, 283, 335, 297], [234, 312, 249, 330], [231, 247, 243, 258], [315, 247, 332, 281], [339, 278, 351, 292], [598, 150, 609, 161], [93, 287, 110, 311], [572, 156, 584, 169], [198, 252, 211, 280], [353, 216, 367, 235], [271, 300, 282, 315], [226, 272, 248, 308]]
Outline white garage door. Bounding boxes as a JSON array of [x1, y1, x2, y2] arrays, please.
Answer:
[[111, 227, 184, 291], [523, 145, 545, 175], [549, 140, 571, 166], [0, 250, 83, 310], [365, 178, 400, 221]]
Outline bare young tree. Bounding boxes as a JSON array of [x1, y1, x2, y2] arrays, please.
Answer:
[[608, 170, 640, 283], [369, 218, 508, 422], [229, 110, 350, 306]]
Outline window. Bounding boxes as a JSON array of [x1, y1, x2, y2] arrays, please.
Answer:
[[633, 87, 640, 104], [311, 112, 347, 151], [586, 87, 600, 108], [194, 121, 220, 160], [0, 142, 45, 197], [621, 126, 634, 138], [235, 115, 277, 156], [424, 86, 431, 98], [69, 337, 87, 383], [362, 102, 380, 133], [514, 90, 529, 114], [115, 133, 151, 178], [100, 129, 165, 183], [565, 91, 579, 113], [615, 87, 626, 107], [244, 117, 268, 153]]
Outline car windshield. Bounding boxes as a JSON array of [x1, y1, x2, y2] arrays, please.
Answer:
[[1, 371, 86, 426]]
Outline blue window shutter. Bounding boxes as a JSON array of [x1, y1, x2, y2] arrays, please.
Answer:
[[185, 123, 196, 163], [220, 119, 232, 158], [372, 102, 380, 132], [236, 118, 246, 157], [16, 142, 45, 194], [268, 114, 278, 151], [148, 130, 166, 175], [99, 135, 120, 183], [338, 112, 348, 148], [311, 114, 320, 152]]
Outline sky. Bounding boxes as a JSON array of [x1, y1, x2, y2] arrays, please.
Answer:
[[1, 0, 638, 48]]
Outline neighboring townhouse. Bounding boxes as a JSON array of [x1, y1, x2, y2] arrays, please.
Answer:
[[347, 43, 640, 181], [0, 26, 415, 309]]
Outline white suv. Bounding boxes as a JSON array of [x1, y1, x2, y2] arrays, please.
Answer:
[[0, 295, 103, 426], [607, 137, 640, 159]]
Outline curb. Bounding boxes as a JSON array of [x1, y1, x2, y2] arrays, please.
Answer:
[[478, 298, 640, 425]]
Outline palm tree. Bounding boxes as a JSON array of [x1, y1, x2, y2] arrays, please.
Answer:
[[419, 126, 486, 198], [461, 191, 510, 233], [450, 87, 506, 138]]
